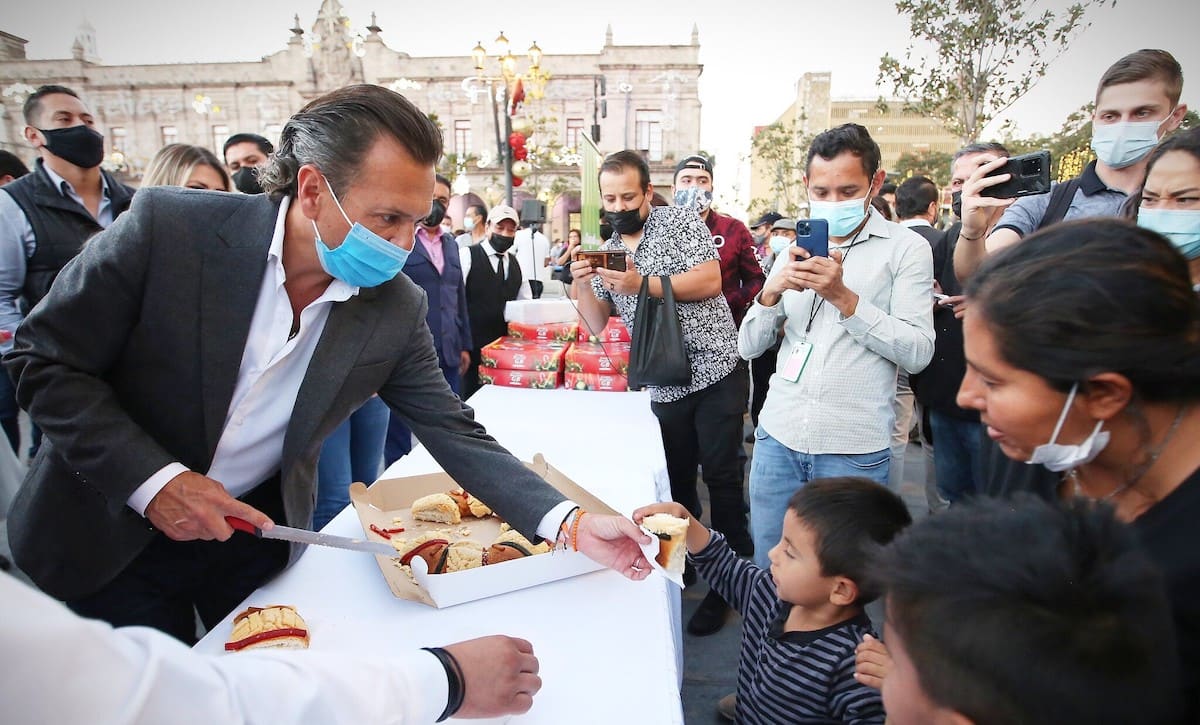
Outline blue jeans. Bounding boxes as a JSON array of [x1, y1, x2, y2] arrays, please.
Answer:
[[930, 411, 983, 504], [314, 397, 389, 530], [748, 429, 890, 568], [385, 362, 461, 466]]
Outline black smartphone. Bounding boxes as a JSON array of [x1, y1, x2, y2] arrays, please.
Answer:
[[795, 218, 830, 258], [980, 150, 1052, 199]]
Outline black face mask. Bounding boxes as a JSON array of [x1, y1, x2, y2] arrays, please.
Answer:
[[490, 233, 515, 253], [423, 199, 447, 228], [605, 207, 647, 236], [232, 166, 264, 195], [39, 125, 105, 169], [951, 190, 963, 219]]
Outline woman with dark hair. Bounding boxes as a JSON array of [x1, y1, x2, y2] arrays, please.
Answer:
[[958, 218, 1200, 717], [1128, 127, 1200, 285]]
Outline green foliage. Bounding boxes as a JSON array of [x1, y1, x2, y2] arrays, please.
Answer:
[[893, 150, 955, 186], [879, 0, 1116, 145], [750, 119, 812, 217]]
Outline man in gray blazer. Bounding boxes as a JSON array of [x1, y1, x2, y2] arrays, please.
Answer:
[[4, 85, 649, 685]]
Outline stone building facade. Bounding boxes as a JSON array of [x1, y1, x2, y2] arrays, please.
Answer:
[[0, 0, 703, 237], [749, 71, 959, 216]]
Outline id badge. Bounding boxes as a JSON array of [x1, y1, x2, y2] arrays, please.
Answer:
[[780, 341, 813, 383]]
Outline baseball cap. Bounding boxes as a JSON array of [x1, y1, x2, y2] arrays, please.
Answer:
[[771, 218, 797, 232], [487, 204, 520, 226], [674, 154, 713, 180], [751, 212, 784, 229]]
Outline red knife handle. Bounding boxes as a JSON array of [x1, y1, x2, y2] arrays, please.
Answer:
[[225, 516, 260, 536]]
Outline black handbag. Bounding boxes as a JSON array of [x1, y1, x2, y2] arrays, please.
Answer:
[[627, 275, 692, 390]]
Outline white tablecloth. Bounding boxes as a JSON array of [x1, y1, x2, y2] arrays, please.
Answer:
[[195, 386, 681, 724]]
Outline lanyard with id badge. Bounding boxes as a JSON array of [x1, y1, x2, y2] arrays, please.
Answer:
[[778, 232, 862, 383]]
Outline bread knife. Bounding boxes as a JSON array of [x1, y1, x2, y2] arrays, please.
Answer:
[[226, 516, 397, 557]]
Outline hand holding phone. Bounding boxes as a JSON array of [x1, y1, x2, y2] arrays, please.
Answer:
[[795, 219, 829, 258], [979, 150, 1052, 199]]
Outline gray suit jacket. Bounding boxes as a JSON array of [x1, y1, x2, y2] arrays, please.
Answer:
[[4, 188, 565, 600]]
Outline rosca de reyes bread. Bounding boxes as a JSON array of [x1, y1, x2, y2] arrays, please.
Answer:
[[641, 513, 688, 574], [225, 605, 309, 652]]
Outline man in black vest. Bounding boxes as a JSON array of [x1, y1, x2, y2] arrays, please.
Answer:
[[0, 85, 134, 458], [459, 204, 529, 398]]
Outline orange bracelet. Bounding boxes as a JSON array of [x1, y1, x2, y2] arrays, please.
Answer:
[[569, 510, 587, 551]]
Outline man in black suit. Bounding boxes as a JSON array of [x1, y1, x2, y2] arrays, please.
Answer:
[[384, 173, 472, 464], [5, 86, 651, 661]]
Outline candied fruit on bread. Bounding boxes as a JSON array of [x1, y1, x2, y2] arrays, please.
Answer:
[[225, 605, 309, 652]]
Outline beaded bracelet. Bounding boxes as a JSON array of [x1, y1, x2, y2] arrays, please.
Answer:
[[570, 510, 587, 551], [422, 647, 466, 722], [555, 506, 582, 551]]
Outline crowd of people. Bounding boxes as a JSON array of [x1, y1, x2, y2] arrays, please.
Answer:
[[0, 44, 1196, 725]]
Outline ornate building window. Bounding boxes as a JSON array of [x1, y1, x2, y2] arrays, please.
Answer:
[[635, 110, 663, 161]]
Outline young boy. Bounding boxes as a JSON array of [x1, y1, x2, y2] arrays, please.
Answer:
[[874, 496, 1183, 725], [637, 476, 911, 724]]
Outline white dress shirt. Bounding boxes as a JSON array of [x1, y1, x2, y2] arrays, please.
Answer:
[[127, 197, 358, 513], [459, 239, 532, 300], [0, 571, 448, 724], [738, 208, 934, 454], [0, 164, 114, 353], [513, 227, 551, 285]]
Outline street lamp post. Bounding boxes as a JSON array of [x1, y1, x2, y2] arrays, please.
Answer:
[[471, 32, 547, 207]]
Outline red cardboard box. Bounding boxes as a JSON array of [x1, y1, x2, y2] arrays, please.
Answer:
[[479, 367, 561, 389], [564, 342, 631, 375], [480, 337, 567, 372], [507, 320, 579, 342], [577, 316, 631, 343], [564, 371, 629, 392]]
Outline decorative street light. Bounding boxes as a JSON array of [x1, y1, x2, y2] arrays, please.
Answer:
[[468, 32, 549, 206]]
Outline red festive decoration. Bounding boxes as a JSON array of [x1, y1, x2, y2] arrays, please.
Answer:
[[512, 176, 524, 187], [508, 132, 526, 149], [513, 146, 528, 161]]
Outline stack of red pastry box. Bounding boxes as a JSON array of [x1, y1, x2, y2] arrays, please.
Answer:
[[478, 337, 568, 389], [565, 317, 632, 392], [480, 316, 632, 391]]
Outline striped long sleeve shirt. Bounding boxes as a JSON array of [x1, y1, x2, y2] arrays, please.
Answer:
[[690, 532, 885, 724]]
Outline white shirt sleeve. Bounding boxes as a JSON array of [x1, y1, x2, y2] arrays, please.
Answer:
[[838, 238, 935, 374], [0, 572, 449, 725], [126, 462, 190, 515], [738, 262, 788, 360]]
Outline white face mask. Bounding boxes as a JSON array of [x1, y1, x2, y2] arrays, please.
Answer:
[[1090, 110, 1175, 169], [1026, 383, 1111, 472]]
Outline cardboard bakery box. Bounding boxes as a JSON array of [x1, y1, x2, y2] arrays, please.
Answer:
[[478, 367, 561, 389], [564, 371, 629, 392], [479, 337, 568, 372], [564, 341, 630, 375], [507, 319, 579, 342], [348, 455, 616, 607], [576, 316, 631, 343]]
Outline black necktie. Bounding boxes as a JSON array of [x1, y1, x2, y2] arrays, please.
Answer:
[[495, 252, 506, 280]]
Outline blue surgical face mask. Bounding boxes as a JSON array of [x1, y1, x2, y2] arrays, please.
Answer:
[[1091, 112, 1174, 169], [768, 234, 791, 254], [1138, 207, 1200, 259], [810, 194, 871, 238], [312, 176, 410, 287]]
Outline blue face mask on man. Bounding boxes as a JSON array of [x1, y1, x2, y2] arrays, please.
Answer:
[[312, 176, 410, 287], [1138, 207, 1200, 259], [1091, 111, 1175, 169], [809, 193, 872, 238]]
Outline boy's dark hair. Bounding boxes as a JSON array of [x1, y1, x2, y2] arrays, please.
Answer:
[[1096, 49, 1184, 107], [895, 176, 939, 220], [875, 495, 1181, 725], [806, 124, 882, 180], [787, 477, 911, 604], [0, 150, 30, 179], [222, 132, 274, 159], [257, 84, 442, 202], [599, 149, 651, 191], [23, 85, 81, 126]]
